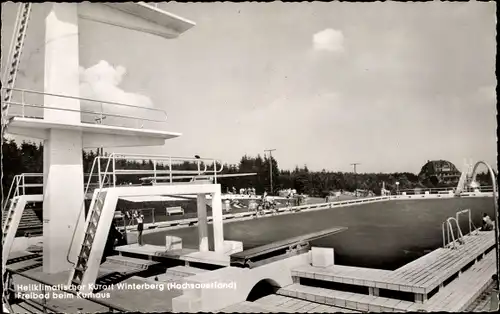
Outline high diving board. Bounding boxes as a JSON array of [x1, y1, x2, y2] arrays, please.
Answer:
[[78, 2, 196, 39], [6, 117, 180, 148], [230, 227, 347, 269]]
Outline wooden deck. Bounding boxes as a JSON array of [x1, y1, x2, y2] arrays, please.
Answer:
[[278, 284, 414, 312], [413, 250, 496, 312], [220, 300, 291, 313], [254, 294, 360, 313], [292, 231, 495, 297]]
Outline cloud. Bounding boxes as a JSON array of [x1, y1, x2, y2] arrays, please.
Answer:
[[79, 61, 157, 125], [313, 28, 344, 52]]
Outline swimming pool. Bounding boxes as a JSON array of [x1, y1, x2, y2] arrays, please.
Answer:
[[143, 197, 495, 270]]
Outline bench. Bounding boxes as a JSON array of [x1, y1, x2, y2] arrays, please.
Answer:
[[166, 206, 184, 216]]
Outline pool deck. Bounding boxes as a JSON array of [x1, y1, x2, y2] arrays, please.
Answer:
[[279, 230, 496, 312], [5, 230, 497, 312]]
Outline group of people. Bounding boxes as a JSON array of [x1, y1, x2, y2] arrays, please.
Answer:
[[227, 186, 256, 196]]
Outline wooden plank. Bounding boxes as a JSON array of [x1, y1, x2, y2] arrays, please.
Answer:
[[422, 251, 495, 312], [278, 284, 411, 312], [393, 232, 493, 288]]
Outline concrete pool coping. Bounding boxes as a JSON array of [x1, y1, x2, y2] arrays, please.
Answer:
[[128, 193, 494, 236]]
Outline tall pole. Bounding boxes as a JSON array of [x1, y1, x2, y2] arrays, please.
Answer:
[[265, 149, 276, 195], [351, 163, 360, 196]]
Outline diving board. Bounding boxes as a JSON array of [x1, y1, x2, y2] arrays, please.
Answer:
[[230, 227, 347, 268]]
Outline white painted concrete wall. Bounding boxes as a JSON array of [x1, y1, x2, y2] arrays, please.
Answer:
[[172, 252, 311, 312]]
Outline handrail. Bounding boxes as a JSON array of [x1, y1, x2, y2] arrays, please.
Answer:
[[2, 173, 43, 212], [2, 87, 168, 129], [97, 153, 224, 185], [456, 208, 476, 236], [5, 101, 163, 129], [442, 217, 465, 249], [67, 154, 114, 278], [4, 87, 167, 118], [1, 4, 22, 84], [4, 268, 127, 312], [66, 157, 99, 265]]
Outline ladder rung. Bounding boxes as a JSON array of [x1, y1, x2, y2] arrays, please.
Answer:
[[75, 266, 86, 273]]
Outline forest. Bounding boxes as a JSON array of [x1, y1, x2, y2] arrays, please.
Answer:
[[1, 138, 493, 198]]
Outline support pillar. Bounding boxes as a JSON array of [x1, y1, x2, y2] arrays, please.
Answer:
[[197, 194, 209, 252], [211, 188, 224, 253], [369, 287, 379, 296], [42, 3, 85, 273], [414, 293, 427, 303]]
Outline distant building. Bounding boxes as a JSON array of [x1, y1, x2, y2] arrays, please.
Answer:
[[418, 160, 461, 185]]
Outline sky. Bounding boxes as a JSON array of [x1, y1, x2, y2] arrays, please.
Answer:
[[1, 1, 497, 173]]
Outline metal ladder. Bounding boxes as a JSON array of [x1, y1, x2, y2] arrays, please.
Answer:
[[442, 217, 465, 249], [2, 3, 32, 116], [68, 158, 114, 292]]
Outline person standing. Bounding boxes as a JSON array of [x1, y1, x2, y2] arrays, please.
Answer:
[[133, 211, 145, 246]]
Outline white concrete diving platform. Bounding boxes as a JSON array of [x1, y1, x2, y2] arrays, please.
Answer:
[[78, 2, 196, 39], [6, 116, 181, 148]]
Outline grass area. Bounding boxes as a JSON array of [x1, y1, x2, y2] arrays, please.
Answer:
[[143, 197, 495, 270]]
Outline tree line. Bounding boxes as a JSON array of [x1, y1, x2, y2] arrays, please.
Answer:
[[2, 138, 494, 198]]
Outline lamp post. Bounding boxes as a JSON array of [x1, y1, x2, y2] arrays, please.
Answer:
[[194, 155, 201, 175], [469, 161, 499, 309], [265, 149, 276, 195], [351, 163, 360, 197], [395, 182, 400, 195]]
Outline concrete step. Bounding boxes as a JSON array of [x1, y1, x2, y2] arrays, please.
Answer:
[[277, 284, 415, 312], [165, 266, 209, 277]]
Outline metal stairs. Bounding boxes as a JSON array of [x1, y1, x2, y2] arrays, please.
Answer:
[[2, 3, 32, 117]]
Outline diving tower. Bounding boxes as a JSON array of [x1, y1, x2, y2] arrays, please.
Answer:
[[1, 2, 197, 275]]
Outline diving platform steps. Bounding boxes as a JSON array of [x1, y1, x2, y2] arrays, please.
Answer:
[[2, 208, 41, 233], [292, 231, 494, 299]]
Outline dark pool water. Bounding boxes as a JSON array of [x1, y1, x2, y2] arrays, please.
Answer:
[[143, 197, 495, 270]]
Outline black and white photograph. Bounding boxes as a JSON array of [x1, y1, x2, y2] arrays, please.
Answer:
[[1, 1, 497, 313]]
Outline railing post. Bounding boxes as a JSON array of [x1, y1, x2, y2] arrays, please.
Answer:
[[22, 174, 25, 196], [21, 90, 25, 117], [97, 157, 102, 188], [100, 103, 103, 124], [153, 160, 157, 184], [152, 208, 155, 224], [112, 155, 116, 187], [213, 160, 217, 184], [15, 176, 20, 197], [468, 209, 472, 234], [42, 284, 47, 313], [169, 157, 172, 184]]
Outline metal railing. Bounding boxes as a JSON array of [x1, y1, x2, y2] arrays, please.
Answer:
[[3, 268, 126, 312], [90, 153, 224, 187], [2, 173, 43, 212], [2, 88, 168, 129], [456, 208, 479, 236], [442, 217, 465, 249]]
